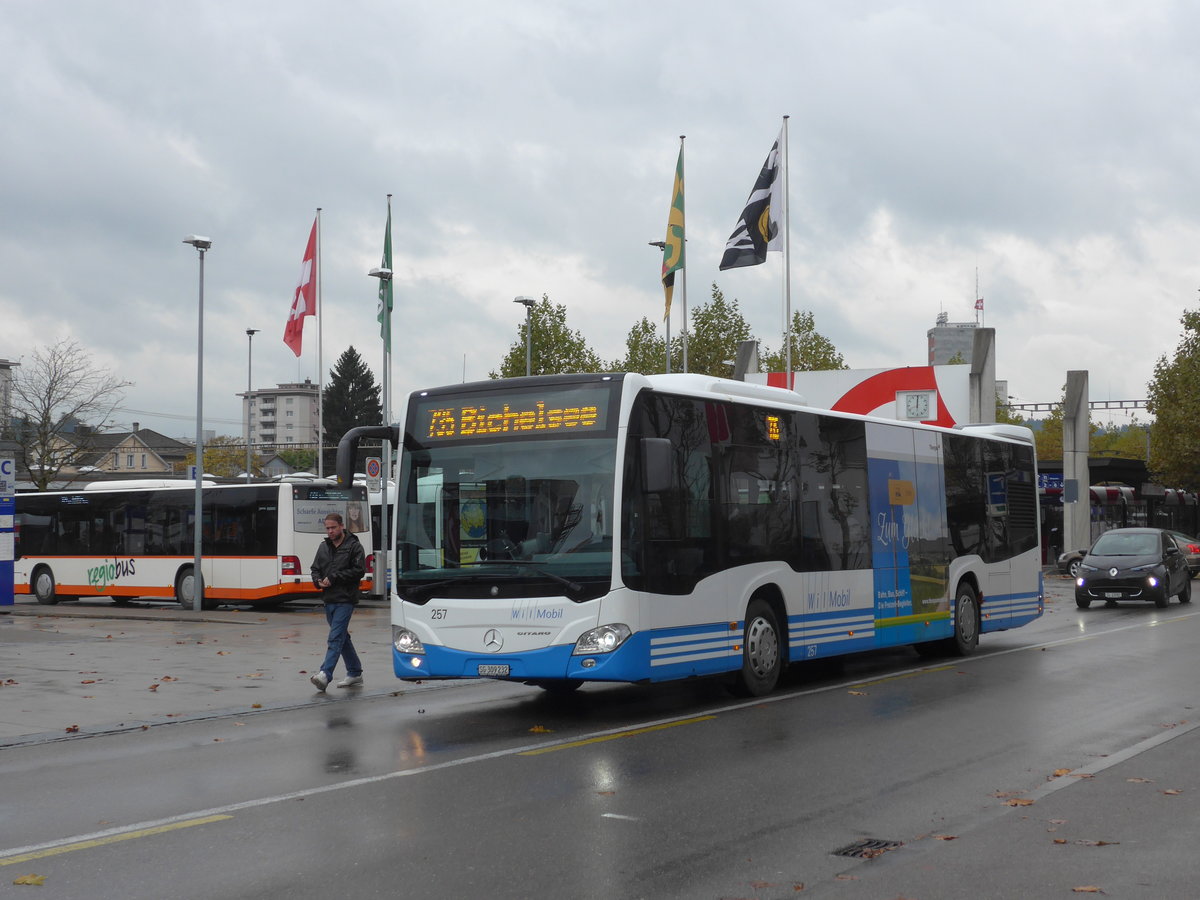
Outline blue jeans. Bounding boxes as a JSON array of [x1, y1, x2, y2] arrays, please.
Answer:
[[320, 603, 362, 678]]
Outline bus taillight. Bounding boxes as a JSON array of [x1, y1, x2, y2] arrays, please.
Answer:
[[366, 553, 375, 574], [281, 555, 302, 576]]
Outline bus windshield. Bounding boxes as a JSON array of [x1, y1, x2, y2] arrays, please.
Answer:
[[396, 436, 616, 601]]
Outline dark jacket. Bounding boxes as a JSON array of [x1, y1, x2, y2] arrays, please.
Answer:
[[311, 531, 366, 604]]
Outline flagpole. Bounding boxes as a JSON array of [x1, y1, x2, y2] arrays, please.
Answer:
[[679, 135, 688, 374], [381, 194, 393, 599], [316, 207, 324, 478], [782, 115, 792, 389], [665, 308, 671, 373]]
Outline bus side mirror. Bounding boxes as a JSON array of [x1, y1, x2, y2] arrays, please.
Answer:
[[641, 438, 674, 493]]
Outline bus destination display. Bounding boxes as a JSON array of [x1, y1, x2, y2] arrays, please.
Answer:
[[414, 388, 611, 442]]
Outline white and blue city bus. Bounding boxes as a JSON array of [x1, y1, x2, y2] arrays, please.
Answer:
[[339, 372, 1043, 696]]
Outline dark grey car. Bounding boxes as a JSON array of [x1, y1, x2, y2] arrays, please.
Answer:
[[1074, 527, 1192, 609]]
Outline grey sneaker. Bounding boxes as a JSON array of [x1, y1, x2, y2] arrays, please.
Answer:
[[310, 671, 329, 692], [337, 675, 364, 688]]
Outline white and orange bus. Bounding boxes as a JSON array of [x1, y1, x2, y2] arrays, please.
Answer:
[[13, 480, 372, 609]]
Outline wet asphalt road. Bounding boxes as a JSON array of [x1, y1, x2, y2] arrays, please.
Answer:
[[4, 578, 1200, 898]]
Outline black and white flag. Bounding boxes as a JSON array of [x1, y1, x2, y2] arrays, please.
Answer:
[[719, 130, 783, 270]]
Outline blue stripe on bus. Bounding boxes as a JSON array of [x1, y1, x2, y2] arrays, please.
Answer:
[[396, 586, 1046, 684]]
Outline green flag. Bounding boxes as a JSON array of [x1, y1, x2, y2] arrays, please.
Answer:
[[661, 145, 685, 321], [377, 200, 393, 351]]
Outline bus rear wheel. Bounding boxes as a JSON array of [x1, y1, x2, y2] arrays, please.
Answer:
[[175, 567, 219, 611], [33, 567, 61, 605], [945, 582, 980, 656], [731, 598, 782, 697]]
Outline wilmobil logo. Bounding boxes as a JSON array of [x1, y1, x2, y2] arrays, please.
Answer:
[[88, 558, 136, 588]]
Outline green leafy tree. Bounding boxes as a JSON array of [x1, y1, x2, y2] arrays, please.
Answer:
[[1032, 385, 1103, 464], [491, 295, 604, 378], [322, 346, 383, 471], [1092, 419, 1149, 461], [1148, 308, 1200, 489], [184, 435, 244, 478], [276, 448, 318, 472], [1032, 403, 1065, 463], [683, 283, 755, 377], [945, 351, 968, 364], [995, 392, 1026, 426], [760, 310, 847, 373], [611, 317, 668, 374]]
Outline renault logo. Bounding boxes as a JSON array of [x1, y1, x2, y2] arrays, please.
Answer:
[[1109, 567, 1119, 577], [483, 629, 503, 651]]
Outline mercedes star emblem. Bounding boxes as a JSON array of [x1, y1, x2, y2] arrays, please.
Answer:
[[483, 629, 503, 651]]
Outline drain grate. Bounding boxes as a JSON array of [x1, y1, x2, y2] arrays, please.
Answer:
[[832, 838, 904, 859]]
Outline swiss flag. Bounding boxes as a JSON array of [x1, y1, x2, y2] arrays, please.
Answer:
[[283, 219, 318, 356], [974, 296, 984, 311]]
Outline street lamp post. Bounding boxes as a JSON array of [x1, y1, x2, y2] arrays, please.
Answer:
[[368, 266, 393, 598], [183, 234, 212, 613], [245, 328, 259, 481], [513, 296, 534, 376]]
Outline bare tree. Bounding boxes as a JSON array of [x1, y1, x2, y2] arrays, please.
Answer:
[[9, 339, 132, 489]]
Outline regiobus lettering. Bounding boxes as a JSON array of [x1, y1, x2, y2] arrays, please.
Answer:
[[341, 372, 1043, 698]]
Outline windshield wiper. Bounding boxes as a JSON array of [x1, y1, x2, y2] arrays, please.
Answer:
[[399, 575, 482, 603], [464, 560, 584, 596], [400, 562, 585, 601]]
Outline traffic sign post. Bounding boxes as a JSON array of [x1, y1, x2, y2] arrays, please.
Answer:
[[365, 456, 382, 492], [0, 454, 15, 607]]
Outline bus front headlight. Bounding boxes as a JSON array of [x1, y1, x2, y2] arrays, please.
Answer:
[[392, 626, 425, 655], [573, 624, 631, 655]]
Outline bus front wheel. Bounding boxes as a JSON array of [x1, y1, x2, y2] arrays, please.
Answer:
[[33, 567, 61, 605], [731, 598, 782, 697]]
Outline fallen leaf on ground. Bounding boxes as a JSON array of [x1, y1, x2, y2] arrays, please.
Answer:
[[12, 874, 46, 885], [148, 684, 159, 692], [1162, 789, 1183, 795], [847, 690, 867, 696], [251, 703, 262, 709], [1072, 887, 1103, 894], [1005, 798, 1035, 807], [65, 725, 79, 733], [1052, 768, 1072, 777], [1126, 777, 1153, 783], [933, 834, 957, 841], [529, 725, 553, 733]]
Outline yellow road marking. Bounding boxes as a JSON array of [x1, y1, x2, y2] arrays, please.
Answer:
[[0, 815, 232, 866], [519, 715, 716, 755], [852, 665, 956, 689]]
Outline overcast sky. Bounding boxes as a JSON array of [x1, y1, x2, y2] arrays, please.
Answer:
[[3, 1, 1196, 441]]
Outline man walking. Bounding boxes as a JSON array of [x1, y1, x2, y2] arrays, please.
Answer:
[[309, 512, 366, 691]]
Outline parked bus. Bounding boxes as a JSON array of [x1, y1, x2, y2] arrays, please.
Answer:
[[340, 373, 1042, 696], [14, 480, 372, 609]]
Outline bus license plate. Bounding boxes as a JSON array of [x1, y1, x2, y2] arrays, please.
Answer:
[[1105, 592, 1121, 598], [477, 664, 510, 677]]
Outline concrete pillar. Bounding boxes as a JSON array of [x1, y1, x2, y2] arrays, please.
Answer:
[[968, 328, 996, 424], [731, 340, 759, 381], [1062, 371, 1091, 554]]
